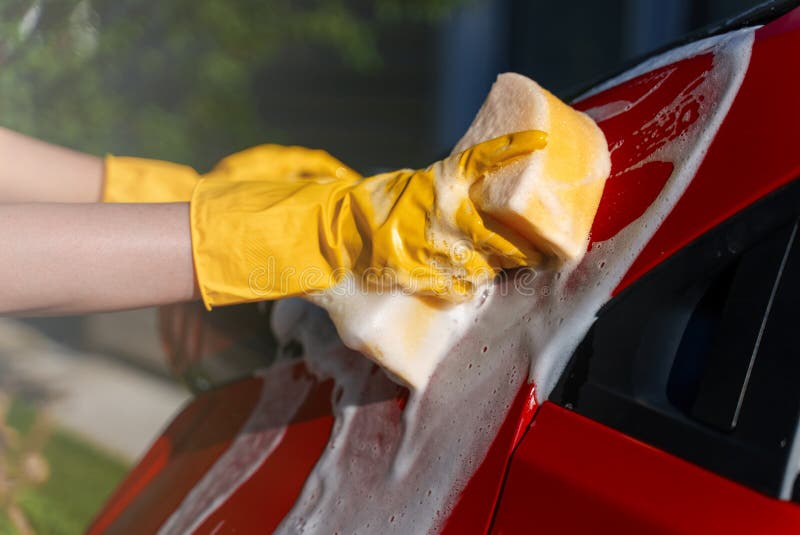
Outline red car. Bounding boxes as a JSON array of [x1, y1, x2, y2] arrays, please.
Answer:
[[89, 3, 800, 533]]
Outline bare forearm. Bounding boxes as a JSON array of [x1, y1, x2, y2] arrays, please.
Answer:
[[0, 127, 104, 203], [0, 203, 198, 315]]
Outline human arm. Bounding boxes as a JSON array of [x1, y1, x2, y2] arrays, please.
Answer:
[[0, 126, 201, 204], [0, 202, 198, 316], [0, 135, 365, 315], [0, 133, 546, 316], [0, 126, 105, 203]]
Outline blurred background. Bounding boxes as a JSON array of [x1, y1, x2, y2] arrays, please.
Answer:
[[0, 0, 770, 533]]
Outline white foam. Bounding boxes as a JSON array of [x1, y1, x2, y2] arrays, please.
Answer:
[[157, 365, 313, 535], [157, 26, 756, 534], [308, 283, 491, 389], [580, 27, 756, 100]]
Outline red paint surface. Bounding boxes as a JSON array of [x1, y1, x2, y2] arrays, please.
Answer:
[[610, 11, 800, 294], [192, 379, 335, 534], [439, 384, 537, 535], [88, 377, 265, 534], [491, 403, 800, 534], [90, 7, 800, 534], [576, 52, 715, 244]]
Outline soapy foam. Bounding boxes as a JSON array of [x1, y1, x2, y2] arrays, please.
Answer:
[[156, 26, 756, 534], [157, 365, 313, 535], [529, 27, 758, 395], [274, 284, 531, 534], [308, 282, 494, 389]]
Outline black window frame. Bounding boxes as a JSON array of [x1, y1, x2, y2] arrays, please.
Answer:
[[551, 177, 800, 499]]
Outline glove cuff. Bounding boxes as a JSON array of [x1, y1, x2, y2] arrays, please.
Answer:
[[102, 155, 200, 203]]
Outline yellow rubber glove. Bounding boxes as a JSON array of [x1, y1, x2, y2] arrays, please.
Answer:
[[102, 145, 359, 203], [190, 130, 548, 310], [102, 155, 201, 203]]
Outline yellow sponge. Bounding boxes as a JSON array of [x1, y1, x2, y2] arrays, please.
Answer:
[[455, 73, 610, 261]]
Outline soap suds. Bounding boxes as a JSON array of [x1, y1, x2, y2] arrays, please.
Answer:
[[156, 26, 756, 534], [157, 365, 313, 535]]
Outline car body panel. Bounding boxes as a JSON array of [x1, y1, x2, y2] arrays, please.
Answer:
[[612, 6, 800, 294], [491, 403, 800, 535]]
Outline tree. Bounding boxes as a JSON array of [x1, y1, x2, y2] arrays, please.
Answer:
[[0, 0, 471, 170]]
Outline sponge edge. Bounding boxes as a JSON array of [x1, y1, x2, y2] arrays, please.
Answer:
[[455, 73, 611, 261]]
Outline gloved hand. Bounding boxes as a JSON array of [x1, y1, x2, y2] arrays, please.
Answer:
[[102, 145, 359, 203], [189, 130, 548, 309], [102, 155, 200, 203]]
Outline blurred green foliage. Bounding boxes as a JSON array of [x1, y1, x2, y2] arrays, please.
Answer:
[[0, 398, 128, 535], [0, 0, 470, 170]]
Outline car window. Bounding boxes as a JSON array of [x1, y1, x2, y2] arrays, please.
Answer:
[[551, 178, 800, 499]]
